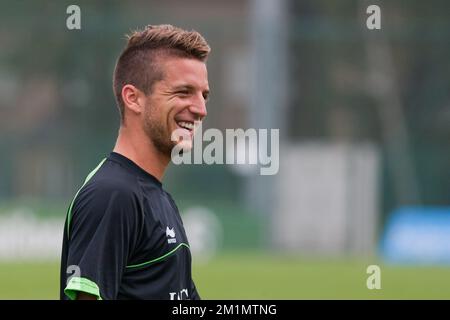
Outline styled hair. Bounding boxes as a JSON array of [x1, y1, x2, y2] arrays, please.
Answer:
[[113, 24, 211, 121]]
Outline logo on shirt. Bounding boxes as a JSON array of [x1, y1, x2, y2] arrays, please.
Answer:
[[169, 288, 188, 300], [166, 226, 177, 244]]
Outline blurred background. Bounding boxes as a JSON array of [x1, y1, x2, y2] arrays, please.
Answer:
[[0, 0, 449, 299]]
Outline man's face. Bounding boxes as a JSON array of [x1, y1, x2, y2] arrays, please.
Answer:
[[142, 56, 209, 157]]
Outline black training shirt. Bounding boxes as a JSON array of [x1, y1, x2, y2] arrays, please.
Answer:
[[60, 152, 200, 300]]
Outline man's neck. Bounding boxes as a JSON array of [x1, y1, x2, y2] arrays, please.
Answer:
[[113, 125, 169, 182]]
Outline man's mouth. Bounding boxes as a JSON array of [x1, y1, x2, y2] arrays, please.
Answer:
[[177, 121, 195, 131], [172, 120, 201, 147]]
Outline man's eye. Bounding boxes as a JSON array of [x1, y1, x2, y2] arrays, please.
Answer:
[[177, 91, 190, 96]]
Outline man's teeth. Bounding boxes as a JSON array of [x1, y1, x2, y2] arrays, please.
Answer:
[[178, 122, 194, 130]]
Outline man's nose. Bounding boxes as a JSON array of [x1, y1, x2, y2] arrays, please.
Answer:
[[189, 95, 207, 119]]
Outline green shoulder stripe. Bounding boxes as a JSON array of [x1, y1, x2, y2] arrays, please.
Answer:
[[65, 276, 102, 300], [66, 158, 107, 238], [126, 243, 190, 269]]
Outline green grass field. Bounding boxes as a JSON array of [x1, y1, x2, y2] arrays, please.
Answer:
[[1, 252, 450, 299]]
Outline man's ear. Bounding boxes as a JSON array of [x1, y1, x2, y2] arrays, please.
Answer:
[[121, 84, 146, 115]]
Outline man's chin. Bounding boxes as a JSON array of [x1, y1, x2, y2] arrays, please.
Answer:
[[177, 140, 193, 152], [171, 140, 193, 156]]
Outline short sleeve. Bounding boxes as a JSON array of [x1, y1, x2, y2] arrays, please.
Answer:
[[64, 182, 141, 300]]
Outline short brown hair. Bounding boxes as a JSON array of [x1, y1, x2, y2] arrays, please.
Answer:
[[113, 24, 211, 121]]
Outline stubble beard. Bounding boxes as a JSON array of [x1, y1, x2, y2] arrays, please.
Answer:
[[142, 106, 174, 159]]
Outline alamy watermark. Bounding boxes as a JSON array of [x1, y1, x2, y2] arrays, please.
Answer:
[[366, 265, 381, 289], [66, 264, 81, 285], [366, 5, 381, 30], [170, 121, 279, 176], [66, 5, 81, 30]]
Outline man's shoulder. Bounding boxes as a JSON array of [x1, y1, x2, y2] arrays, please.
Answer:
[[71, 156, 165, 216], [80, 172, 141, 202], [71, 159, 143, 208], [86, 156, 145, 190], [70, 170, 142, 225], [92, 156, 161, 194]]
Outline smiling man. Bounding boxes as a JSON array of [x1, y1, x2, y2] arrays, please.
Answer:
[[60, 25, 210, 300]]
